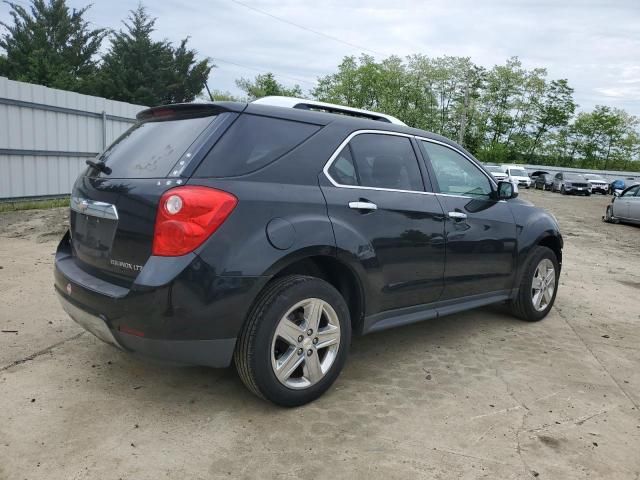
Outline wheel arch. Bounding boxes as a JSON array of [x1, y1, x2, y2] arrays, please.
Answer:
[[537, 234, 563, 266], [509, 201, 564, 293], [254, 250, 366, 335]]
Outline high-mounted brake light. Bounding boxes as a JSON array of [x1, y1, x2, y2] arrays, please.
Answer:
[[152, 186, 237, 256]]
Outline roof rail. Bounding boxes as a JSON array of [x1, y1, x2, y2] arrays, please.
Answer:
[[252, 96, 406, 126]]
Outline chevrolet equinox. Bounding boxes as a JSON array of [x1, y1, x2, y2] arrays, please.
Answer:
[[54, 96, 563, 406]]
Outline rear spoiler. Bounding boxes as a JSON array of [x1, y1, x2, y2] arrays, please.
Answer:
[[136, 102, 247, 121]]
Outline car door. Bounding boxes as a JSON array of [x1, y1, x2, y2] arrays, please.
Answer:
[[418, 139, 517, 300], [615, 186, 640, 219], [630, 187, 640, 222], [320, 131, 446, 313], [553, 173, 562, 191]]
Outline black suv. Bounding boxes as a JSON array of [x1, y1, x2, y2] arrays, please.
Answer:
[[54, 98, 563, 406]]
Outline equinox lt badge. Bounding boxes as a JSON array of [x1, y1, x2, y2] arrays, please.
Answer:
[[110, 259, 143, 271]]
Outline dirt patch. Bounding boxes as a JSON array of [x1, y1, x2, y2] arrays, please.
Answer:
[[0, 207, 69, 242], [537, 435, 565, 449]]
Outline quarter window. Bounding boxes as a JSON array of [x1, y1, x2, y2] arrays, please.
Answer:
[[328, 146, 359, 186], [195, 114, 321, 177], [332, 133, 424, 191], [420, 141, 492, 198]]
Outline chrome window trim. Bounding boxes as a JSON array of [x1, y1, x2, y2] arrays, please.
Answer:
[[71, 196, 119, 221], [322, 130, 429, 195], [322, 129, 500, 201]]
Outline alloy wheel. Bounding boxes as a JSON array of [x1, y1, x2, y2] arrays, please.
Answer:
[[531, 259, 556, 312], [270, 298, 341, 389]]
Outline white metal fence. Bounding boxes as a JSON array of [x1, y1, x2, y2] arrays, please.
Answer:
[[523, 164, 639, 183], [0, 77, 146, 199]]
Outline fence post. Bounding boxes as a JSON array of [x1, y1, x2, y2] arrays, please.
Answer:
[[101, 111, 107, 151]]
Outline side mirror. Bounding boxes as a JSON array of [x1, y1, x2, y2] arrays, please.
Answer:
[[497, 181, 518, 200], [613, 191, 620, 197]]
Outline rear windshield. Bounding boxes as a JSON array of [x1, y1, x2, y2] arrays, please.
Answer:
[[509, 168, 528, 176], [95, 115, 217, 178], [194, 114, 321, 177]]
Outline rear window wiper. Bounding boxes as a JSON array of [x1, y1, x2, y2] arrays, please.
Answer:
[[86, 159, 112, 175]]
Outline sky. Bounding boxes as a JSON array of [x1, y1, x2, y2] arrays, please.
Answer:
[[2, 0, 639, 115]]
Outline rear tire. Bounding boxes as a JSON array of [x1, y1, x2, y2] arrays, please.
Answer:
[[234, 275, 351, 407], [509, 246, 559, 322]]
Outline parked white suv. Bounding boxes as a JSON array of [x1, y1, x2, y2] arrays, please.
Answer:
[[502, 166, 531, 189], [584, 174, 608, 195], [484, 165, 508, 181]]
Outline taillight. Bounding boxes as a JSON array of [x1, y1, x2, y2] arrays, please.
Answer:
[[152, 186, 237, 256]]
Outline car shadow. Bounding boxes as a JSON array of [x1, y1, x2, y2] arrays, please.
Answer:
[[84, 304, 522, 412]]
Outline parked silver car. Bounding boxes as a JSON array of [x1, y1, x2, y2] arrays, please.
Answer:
[[552, 172, 591, 196], [604, 185, 640, 225]]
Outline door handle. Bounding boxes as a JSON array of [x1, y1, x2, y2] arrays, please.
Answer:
[[349, 201, 378, 211], [448, 211, 467, 220]]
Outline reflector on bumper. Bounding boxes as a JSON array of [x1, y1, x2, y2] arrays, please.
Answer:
[[57, 293, 122, 349]]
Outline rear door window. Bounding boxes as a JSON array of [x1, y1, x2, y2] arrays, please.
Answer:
[[328, 133, 424, 191], [195, 114, 321, 177], [96, 115, 217, 178]]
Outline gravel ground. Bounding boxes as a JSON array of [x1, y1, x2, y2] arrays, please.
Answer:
[[0, 190, 639, 480]]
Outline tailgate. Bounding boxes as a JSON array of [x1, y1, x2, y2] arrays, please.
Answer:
[[67, 107, 235, 286], [70, 176, 168, 285]]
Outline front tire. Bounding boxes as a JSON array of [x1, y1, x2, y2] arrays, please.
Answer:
[[561, 185, 567, 195], [234, 275, 351, 407], [605, 205, 618, 224], [509, 246, 559, 322]]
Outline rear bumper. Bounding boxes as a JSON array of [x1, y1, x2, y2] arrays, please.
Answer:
[[56, 290, 237, 367], [54, 232, 267, 367]]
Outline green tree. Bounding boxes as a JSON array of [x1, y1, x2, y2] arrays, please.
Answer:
[[475, 57, 540, 153], [0, 0, 106, 92], [94, 5, 212, 105], [309, 52, 639, 172], [573, 106, 639, 169], [314, 54, 437, 132], [236, 72, 302, 100], [527, 79, 576, 159], [203, 89, 241, 102]]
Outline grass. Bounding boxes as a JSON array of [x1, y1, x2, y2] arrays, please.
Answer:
[[0, 197, 69, 213]]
